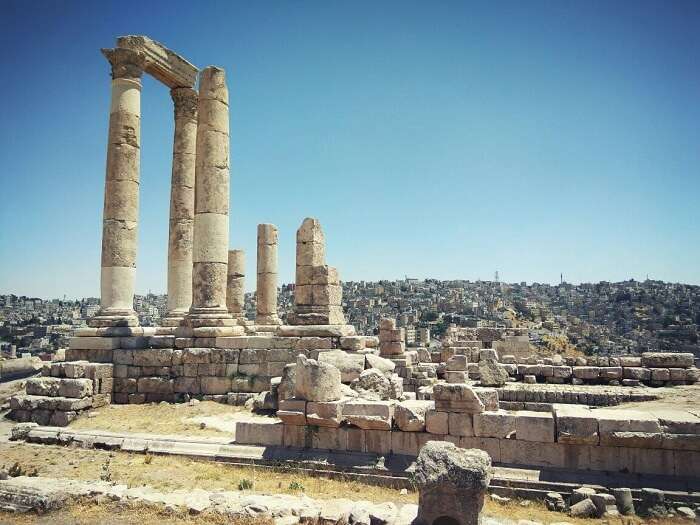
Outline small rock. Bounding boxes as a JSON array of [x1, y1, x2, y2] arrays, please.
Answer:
[[189, 398, 200, 406], [87, 412, 98, 418], [490, 494, 511, 504], [519, 500, 531, 507], [199, 422, 206, 429], [0, 469, 8, 480], [676, 507, 696, 520], [399, 488, 408, 495]]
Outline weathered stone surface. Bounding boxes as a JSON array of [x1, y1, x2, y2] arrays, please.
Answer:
[[611, 487, 635, 515], [479, 360, 508, 387], [352, 369, 396, 401], [433, 384, 485, 414], [569, 498, 597, 518], [414, 441, 492, 525], [395, 400, 432, 432], [318, 350, 365, 382], [306, 400, 345, 427], [553, 405, 599, 445], [364, 354, 395, 374], [641, 352, 694, 368], [515, 411, 555, 442], [343, 400, 394, 430], [473, 411, 516, 439], [294, 355, 342, 402]]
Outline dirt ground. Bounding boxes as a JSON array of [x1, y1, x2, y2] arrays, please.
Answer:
[[612, 384, 700, 417], [69, 401, 270, 437]]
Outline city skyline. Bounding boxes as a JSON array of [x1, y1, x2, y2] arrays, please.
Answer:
[[2, 0, 699, 299]]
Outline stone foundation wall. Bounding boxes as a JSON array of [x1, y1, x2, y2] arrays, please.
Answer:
[[236, 403, 700, 478], [64, 334, 378, 404]]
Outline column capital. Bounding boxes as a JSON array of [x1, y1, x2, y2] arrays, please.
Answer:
[[101, 48, 146, 81], [171, 87, 198, 121]]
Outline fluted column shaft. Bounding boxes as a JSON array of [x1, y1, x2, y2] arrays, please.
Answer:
[[92, 48, 146, 328], [186, 66, 233, 328], [256, 224, 281, 326], [163, 87, 197, 325]]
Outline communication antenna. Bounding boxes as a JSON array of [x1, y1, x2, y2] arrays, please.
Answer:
[[494, 271, 499, 283]]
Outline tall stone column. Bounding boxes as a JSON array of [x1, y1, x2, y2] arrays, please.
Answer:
[[226, 249, 246, 320], [184, 66, 238, 336], [256, 224, 281, 327], [162, 87, 197, 326], [91, 48, 146, 328]]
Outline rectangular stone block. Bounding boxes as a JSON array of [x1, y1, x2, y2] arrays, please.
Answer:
[[278, 397, 307, 425], [448, 412, 474, 437], [132, 348, 173, 367], [473, 410, 516, 438], [515, 411, 555, 442], [425, 410, 449, 435], [642, 352, 694, 368], [343, 400, 394, 430], [200, 376, 232, 395], [137, 377, 174, 395], [235, 420, 283, 446], [306, 400, 345, 428], [573, 366, 599, 379], [69, 337, 121, 350], [364, 429, 391, 455]]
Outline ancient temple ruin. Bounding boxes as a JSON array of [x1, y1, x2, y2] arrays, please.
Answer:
[[7, 38, 700, 508]]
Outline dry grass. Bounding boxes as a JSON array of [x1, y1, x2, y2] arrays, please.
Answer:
[[0, 441, 417, 504], [0, 442, 693, 525], [0, 498, 273, 524], [69, 401, 252, 437]]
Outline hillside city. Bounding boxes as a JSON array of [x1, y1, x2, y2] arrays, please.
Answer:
[[2, 278, 698, 361]]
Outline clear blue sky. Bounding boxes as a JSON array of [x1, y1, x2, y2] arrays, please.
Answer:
[[1, 0, 698, 299]]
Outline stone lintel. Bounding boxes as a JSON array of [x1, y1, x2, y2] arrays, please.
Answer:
[[116, 35, 198, 88]]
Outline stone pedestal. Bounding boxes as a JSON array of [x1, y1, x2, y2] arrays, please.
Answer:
[[162, 87, 197, 326], [290, 218, 346, 325], [91, 48, 147, 328], [255, 224, 281, 328], [414, 441, 492, 525], [183, 66, 240, 337]]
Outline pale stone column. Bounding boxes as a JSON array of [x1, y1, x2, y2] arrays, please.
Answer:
[[226, 249, 246, 320], [256, 224, 281, 326], [91, 48, 146, 328], [162, 87, 197, 326], [185, 66, 236, 334]]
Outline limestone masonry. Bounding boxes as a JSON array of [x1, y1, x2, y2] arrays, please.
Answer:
[[7, 36, 699, 490]]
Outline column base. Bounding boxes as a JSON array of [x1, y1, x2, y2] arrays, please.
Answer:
[[255, 314, 282, 326], [89, 309, 139, 328], [161, 311, 188, 327], [180, 307, 242, 336], [288, 307, 346, 326]]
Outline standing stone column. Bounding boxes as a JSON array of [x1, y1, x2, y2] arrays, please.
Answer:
[[184, 66, 237, 335], [291, 218, 345, 325], [162, 87, 197, 326], [91, 48, 146, 328], [226, 249, 246, 321], [256, 224, 281, 327]]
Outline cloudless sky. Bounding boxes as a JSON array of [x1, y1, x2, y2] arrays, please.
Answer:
[[1, 0, 699, 299]]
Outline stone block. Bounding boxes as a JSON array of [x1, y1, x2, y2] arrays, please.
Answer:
[[515, 411, 555, 442], [391, 430, 431, 456], [623, 367, 651, 381], [425, 410, 449, 435], [473, 410, 516, 438], [596, 409, 661, 434], [472, 387, 499, 411], [599, 367, 623, 380], [63, 362, 88, 378], [295, 355, 342, 402], [174, 377, 200, 393], [395, 400, 432, 432], [26, 377, 61, 397], [278, 397, 307, 425], [650, 368, 670, 381], [306, 399, 345, 427], [318, 350, 365, 382], [433, 384, 485, 414], [343, 400, 394, 430], [137, 377, 174, 395], [641, 352, 694, 368], [200, 376, 232, 395], [573, 367, 599, 380], [235, 420, 283, 446], [69, 336, 121, 350], [448, 412, 474, 437], [58, 379, 93, 399], [182, 347, 211, 364], [446, 354, 468, 371], [553, 404, 599, 445], [132, 348, 173, 367]]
